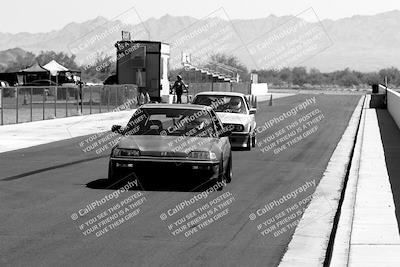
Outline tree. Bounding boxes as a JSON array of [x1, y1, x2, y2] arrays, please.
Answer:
[[361, 72, 381, 85], [36, 51, 79, 70], [379, 67, 400, 86], [81, 53, 115, 83], [308, 68, 324, 85], [255, 69, 280, 84], [338, 68, 360, 87], [5, 51, 36, 72], [292, 67, 307, 86], [278, 68, 292, 84]]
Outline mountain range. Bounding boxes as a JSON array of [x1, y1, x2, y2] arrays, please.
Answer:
[[1, 10, 400, 72]]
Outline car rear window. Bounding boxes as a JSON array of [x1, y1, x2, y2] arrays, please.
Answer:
[[193, 95, 246, 114], [124, 108, 217, 137]]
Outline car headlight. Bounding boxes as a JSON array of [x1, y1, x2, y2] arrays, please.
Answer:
[[113, 148, 140, 157], [188, 151, 217, 160], [235, 124, 245, 132]]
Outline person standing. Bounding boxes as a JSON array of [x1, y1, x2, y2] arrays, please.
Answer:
[[172, 75, 187, 104], [136, 69, 149, 105]]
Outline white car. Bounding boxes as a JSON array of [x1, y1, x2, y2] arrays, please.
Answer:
[[192, 91, 257, 150]]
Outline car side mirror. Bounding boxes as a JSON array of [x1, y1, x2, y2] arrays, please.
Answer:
[[111, 125, 122, 134], [249, 108, 257, 115], [219, 130, 232, 138]]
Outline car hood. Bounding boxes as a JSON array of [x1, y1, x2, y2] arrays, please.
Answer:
[[216, 112, 252, 125], [117, 135, 217, 153]]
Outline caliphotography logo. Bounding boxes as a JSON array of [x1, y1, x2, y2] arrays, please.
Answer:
[[68, 6, 150, 73], [159, 183, 236, 239], [2, 1, 398, 266], [234, 7, 333, 71], [70, 172, 148, 239], [248, 179, 334, 239], [163, 7, 246, 72], [255, 96, 326, 156]]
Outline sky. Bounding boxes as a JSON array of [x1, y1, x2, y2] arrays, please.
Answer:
[[2, 0, 400, 33]]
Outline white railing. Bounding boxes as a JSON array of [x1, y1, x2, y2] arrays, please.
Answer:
[[386, 86, 400, 129]]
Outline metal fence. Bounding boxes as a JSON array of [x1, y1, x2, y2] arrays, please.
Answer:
[[0, 84, 138, 125]]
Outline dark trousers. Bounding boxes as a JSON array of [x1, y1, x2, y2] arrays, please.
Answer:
[[176, 93, 182, 103]]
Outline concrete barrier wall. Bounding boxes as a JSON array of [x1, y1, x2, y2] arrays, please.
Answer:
[[387, 88, 400, 129], [189, 83, 212, 96], [213, 83, 231, 92], [232, 82, 251, 94], [251, 83, 268, 96]]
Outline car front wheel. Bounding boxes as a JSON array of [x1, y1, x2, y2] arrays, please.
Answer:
[[225, 153, 232, 183], [108, 161, 121, 184], [217, 157, 227, 190], [246, 136, 252, 151]]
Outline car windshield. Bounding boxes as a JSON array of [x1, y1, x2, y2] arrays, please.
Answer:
[[124, 108, 217, 137], [193, 95, 247, 114]]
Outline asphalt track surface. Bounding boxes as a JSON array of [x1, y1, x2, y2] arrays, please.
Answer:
[[0, 94, 361, 267]]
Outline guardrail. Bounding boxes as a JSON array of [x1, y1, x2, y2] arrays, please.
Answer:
[[0, 84, 138, 125]]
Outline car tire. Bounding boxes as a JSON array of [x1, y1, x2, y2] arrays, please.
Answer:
[[217, 159, 225, 191], [251, 134, 256, 148], [108, 161, 121, 184], [225, 153, 232, 183], [246, 136, 251, 151]]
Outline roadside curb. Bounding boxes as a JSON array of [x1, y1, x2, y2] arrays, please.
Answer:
[[329, 95, 367, 266], [278, 96, 365, 266]]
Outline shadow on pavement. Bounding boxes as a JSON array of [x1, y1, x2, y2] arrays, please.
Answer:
[[376, 109, 400, 228], [86, 175, 221, 193]]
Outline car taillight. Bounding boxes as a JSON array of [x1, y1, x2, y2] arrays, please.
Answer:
[[113, 148, 140, 157], [188, 151, 217, 160], [224, 124, 244, 132]]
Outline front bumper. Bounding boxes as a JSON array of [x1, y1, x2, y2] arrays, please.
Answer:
[[110, 157, 220, 180]]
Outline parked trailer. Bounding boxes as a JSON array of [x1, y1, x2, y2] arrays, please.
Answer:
[[115, 40, 170, 102]]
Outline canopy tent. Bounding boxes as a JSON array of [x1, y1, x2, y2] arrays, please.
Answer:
[[20, 63, 48, 73], [17, 60, 81, 85], [43, 60, 69, 75], [43, 60, 81, 83], [18, 63, 49, 84]]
